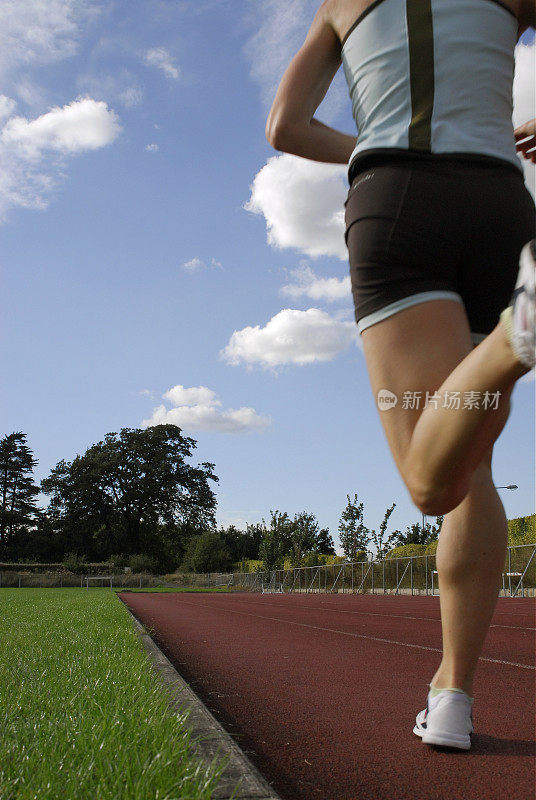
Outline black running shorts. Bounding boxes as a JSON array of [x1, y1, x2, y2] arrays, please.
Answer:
[[344, 155, 536, 343]]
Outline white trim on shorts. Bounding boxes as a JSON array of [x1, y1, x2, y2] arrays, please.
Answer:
[[357, 290, 487, 345]]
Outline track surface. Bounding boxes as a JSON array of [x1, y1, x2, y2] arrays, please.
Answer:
[[119, 592, 535, 800]]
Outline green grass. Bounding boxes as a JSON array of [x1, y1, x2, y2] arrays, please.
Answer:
[[115, 587, 238, 593], [0, 589, 227, 800]]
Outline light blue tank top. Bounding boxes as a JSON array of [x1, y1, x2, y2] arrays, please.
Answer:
[[341, 0, 521, 180]]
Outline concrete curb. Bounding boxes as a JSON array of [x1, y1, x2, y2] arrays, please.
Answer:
[[121, 602, 282, 800]]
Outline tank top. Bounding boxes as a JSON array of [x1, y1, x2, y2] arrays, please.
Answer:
[[341, 0, 521, 182]]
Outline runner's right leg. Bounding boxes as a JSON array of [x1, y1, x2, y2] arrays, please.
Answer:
[[360, 295, 517, 701], [362, 302, 527, 516]]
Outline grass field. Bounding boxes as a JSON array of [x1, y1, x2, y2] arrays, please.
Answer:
[[0, 589, 226, 800], [115, 587, 238, 593]]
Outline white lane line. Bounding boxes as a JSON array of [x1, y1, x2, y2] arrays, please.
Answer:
[[250, 600, 535, 631], [178, 599, 535, 671]]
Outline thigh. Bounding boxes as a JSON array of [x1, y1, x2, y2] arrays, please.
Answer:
[[361, 299, 513, 484], [360, 298, 501, 478]]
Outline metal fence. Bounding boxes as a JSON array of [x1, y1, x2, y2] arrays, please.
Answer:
[[0, 571, 166, 589], [260, 543, 536, 598], [0, 544, 534, 596], [0, 569, 265, 591]]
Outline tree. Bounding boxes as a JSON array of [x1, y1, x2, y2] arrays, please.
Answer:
[[288, 512, 320, 566], [338, 494, 370, 562], [369, 503, 398, 560], [389, 515, 443, 548], [219, 523, 264, 562], [0, 432, 40, 560], [316, 527, 336, 555], [41, 425, 218, 562], [181, 532, 233, 573], [259, 510, 292, 571]]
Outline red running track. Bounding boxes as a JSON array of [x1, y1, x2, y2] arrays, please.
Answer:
[[119, 592, 536, 800]]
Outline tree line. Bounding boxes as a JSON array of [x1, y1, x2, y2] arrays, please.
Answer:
[[1, 427, 443, 574]]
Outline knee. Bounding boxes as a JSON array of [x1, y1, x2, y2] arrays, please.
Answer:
[[406, 468, 470, 516], [406, 459, 495, 516]]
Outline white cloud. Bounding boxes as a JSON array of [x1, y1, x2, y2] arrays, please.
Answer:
[[163, 385, 219, 407], [244, 154, 347, 260], [145, 47, 180, 80], [0, 96, 16, 123], [281, 263, 351, 302], [1, 98, 121, 159], [146, 143, 159, 152], [513, 42, 535, 197], [142, 384, 271, 433], [0, 0, 94, 83], [182, 257, 204, 271], [181, 256, 223, 271], [13, 79, 50, 111], [220, 307, 358, 369], [243, 0, 348, 122], [0, 97, 121, 221]]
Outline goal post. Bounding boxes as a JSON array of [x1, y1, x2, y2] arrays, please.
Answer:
[[84, 575, 113, 590]]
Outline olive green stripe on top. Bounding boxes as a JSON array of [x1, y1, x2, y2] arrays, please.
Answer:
[[406, 0, 434, 151]]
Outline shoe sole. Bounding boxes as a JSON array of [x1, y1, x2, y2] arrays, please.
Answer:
[[414, 718, 472, 750], [421, 731, 471, 750]]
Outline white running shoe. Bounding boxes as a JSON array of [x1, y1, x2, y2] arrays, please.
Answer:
[[500, 239, 536, 369], [413, 688, 474, 750]]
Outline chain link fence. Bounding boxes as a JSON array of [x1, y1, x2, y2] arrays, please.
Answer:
[[262, 543, 535, 598], [0, 544, 534, 596]]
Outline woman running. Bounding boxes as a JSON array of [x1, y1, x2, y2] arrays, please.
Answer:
[[266, 0, 535, 750]]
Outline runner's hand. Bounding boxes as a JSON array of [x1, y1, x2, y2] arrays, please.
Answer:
[[514, 118, 536, 163]]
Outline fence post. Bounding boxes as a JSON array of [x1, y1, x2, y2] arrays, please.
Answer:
[[382, 561, 385, 594], [371, 560, 374, 595], [410, 557, 413, 596], [351, 563, 354, 593], [19, 573, 21, 588], [425, 555, 428, 596], [139, 576, 142, 589]]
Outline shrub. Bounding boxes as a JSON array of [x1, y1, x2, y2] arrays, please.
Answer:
[[508, 514, 536, 546], [385, 543, 428, 560], [62, 552, 88, 574], [233, 559, 262, 573], [424, 540, 438, 555], [129, 553, 161, 575], [108, 553, 129, 572]]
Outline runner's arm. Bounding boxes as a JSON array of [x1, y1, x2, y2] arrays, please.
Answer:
[[514, 118, 536, 163], [265, 3, 357, 164]]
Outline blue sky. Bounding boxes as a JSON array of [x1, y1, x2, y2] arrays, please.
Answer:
[[1, 1, 535, 553]]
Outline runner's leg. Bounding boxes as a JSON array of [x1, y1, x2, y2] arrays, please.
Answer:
[[360, 297, 515, 693], [361, 303, 526, 515], [431, 450, 508, 696]]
